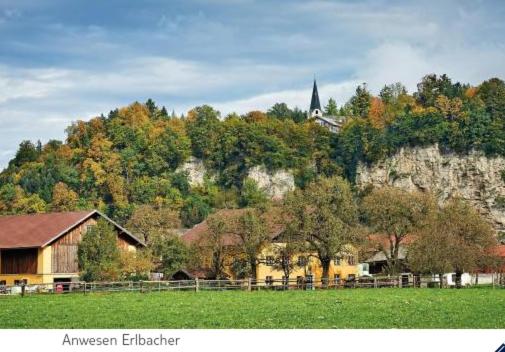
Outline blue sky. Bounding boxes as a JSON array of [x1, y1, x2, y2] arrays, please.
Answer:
[[1, 0, 505, 169]]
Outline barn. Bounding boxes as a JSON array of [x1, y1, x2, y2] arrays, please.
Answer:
[[0, 210, 144, 285]]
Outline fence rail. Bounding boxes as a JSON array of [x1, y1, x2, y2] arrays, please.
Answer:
[[0, 274, 503, 296]]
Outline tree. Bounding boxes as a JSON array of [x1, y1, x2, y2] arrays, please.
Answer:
[[415, 74, 466, 107], [379, 83, 407, 105], [234, 209, 269, 281], [145, 98, 158, 118], [77, 219, 121, 282], [205, 216, 230, 279], [284, 176, 361, 283], [436, 199, 496, 288], [126, 205, 180, 244], [271, 229, 303, 288], [51, 182, 78, 212], [362, 187, 435, 274], [368, 97, 387, 128], [407, 212, 452, 287], [478, 78, 505, 118], [186, 105, 221, 159], [267, 103, 292, 120], [435, 95, 463, 121], [239, 178, 268, 208], [14, 193, 46, 214], [324, 98, 339, 116], [10, 140, 39, 167], [149, 234, 188, 278], [349, 83, 371, 118], [180, 195, 212, 227], [119, 249, 155, 281]]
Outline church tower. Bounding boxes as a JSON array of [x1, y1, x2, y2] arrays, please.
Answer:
[[309, 79, 322, 118]]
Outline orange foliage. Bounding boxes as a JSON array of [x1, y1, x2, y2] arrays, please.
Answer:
[[368, 97, 387, 128]]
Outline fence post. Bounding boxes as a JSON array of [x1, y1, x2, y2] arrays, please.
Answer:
[[140, 280, 144, 293], [248, 278, 252, 292], [195, 278, 199, 292], [398, 275, 401, 288], [374, 277, 377, 288], [492, 273, 495, 289], [84, 282, 87, 295], [21, 283, 25, 297]]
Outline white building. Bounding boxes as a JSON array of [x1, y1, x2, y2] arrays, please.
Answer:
[[309, 79, 347, 133]]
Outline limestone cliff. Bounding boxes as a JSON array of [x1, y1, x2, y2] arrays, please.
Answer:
[[247, 165, 295, 200], [356, 145, 505, 232], [178, 158, 295, 199]]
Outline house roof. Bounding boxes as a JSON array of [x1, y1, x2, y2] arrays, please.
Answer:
[[492, 245, 505, 257], [316, 115, 347, 127], [181, 208, 285, 246], [0, 210, 144, 249]]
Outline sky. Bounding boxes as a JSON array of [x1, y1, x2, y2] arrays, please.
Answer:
[[1, 0, 505, 169]]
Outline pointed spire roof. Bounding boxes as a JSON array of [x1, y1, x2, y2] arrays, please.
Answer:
[[310, 79, 321, 112]]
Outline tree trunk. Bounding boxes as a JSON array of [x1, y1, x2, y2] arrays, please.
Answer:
[[439, 273, 443, 288], [250, 261, 257, 282], [283, 273, 289, 290], [321, 258, 331, 288], [455, 270, 462, 289]]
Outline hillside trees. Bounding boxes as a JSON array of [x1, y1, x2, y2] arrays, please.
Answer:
[[2, 74, 505, 237]]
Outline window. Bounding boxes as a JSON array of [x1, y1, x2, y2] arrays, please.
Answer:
[[0, 280, 6, 286], [348, 256, 356, 265], [334, 274, 340, 281], [265, 276, 273, 285], [265, 256, 274, 266], [86, 224, 96, 233], [347, 274, 355, 280], [297, 256, 307, 266], [14, 279, 28, 285], [334, 256, 341, 265]]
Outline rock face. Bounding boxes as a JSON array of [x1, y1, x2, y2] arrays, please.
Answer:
[[247, 166, 295, 200], [356, 144, 505, 232], [178, 157, 209, 187], [178, 158, 295, 199]]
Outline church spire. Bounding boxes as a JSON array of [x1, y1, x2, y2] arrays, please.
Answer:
[[310, 79, 322, 118]]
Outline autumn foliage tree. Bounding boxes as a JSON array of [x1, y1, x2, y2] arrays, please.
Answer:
[[284, 176, 361, 283], [362, 187, 435, 274], [51, 182, 78, 212]]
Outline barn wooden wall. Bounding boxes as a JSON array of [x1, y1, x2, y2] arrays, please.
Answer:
[[0, 248, 38, 274], [51, 216, 137, 274], [51, 218, 96, 273]]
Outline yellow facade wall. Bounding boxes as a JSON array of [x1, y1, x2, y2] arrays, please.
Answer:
[[219, 243, 358, 282]]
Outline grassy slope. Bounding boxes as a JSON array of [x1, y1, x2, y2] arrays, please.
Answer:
[[0, 288, 504, 329]]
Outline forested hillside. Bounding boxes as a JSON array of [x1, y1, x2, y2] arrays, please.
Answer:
[[1, 74, 504, 226]]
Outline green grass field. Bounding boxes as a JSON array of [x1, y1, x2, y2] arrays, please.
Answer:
[[1, 288, 504, 328]]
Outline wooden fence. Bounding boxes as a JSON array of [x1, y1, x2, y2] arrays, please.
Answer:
[[0, 274, 503, 296]]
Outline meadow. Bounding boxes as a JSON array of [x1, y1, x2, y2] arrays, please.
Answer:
[[1, 288, 504, 329]]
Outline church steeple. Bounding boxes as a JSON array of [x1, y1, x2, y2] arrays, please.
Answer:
[[310, 79, 322, 118]]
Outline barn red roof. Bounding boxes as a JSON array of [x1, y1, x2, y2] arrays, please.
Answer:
[[181, 208, 284, 246], [0, 210, 144, 249]]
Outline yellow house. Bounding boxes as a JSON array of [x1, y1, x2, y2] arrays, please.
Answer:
[[0, 210, 144, 286], [181, 208, 358, 283], [256, 244, 358, 284]]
